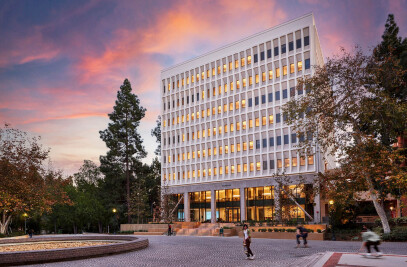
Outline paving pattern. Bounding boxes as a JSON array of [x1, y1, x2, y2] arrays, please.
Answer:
[[26, 235, 407, 267]]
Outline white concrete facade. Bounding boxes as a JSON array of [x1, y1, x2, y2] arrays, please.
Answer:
[[160, 13, 327, 223]]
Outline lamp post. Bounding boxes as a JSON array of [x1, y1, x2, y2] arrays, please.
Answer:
[[390, 206, 394, 218], [112, 208, 117, 234], [23, 213, 28, 234], [329, 200, 336, 241]]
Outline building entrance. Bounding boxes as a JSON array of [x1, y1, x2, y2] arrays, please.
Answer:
[[216, 189, 240, 222]]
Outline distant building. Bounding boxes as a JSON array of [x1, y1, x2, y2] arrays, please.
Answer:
[[160, 13, 334, 223]]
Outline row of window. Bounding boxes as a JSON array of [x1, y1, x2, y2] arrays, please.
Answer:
[[163, 132, 311, 164], [163, 34, 310, 94], [163, 60, 310, 111], [163, 155, 314, 181], [162, 89, 309, 129]]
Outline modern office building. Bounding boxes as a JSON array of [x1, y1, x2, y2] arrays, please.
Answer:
[[160, 13, 332, 223]]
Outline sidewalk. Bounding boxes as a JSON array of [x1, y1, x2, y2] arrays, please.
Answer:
[[312, 252, 407, 267]]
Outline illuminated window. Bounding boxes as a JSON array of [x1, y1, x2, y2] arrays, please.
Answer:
[[236, 122, 240, 131], [187, 114, 190, 121], [207, 70, 210, 78], [255, 118, 259, 127], [187, 152, 190, 159], [172, 117, 175, 125], [308, 155, 314, 165], [225, 145, 229, 154], [243, 78, 246, 87], [237, 164, 241, 173], [230, 123, 234, 132], [168, 155, 171, 163], [243, 163, 247, 171], [236, 80, 240, 89], [229, 62, 232, 70], [208, 168, 211, 176], [207, 108, 210, 117], [197, 169, 200, 177], [249, 76, 253, 85], [207, 128, 211, 136], [300, 157, 306, 166], [247, 55, 251, 65], [192, 132, 195, 139], [196, 112, 200, 119], [192, 170, 195, 177], [276, 68, 280, 78], [255, 74, 259, 84], [284, 158, 290, 167], [225, 166, 229, 174], [212, 68, 215, 76], [290, 63, 295, 74], [182, 78, 184, 86], [249, 141, 253, 150], [250, 162, 254, 172], [297, 61, 303, 72], [231, 144, 234, 153], [196, 74, 199, 81], [163, 120, 166, 127], [197, 150, 200, 158], [224, 83, 227, 93], [283, 65, 287, 76], [182, 115, 185, 123], [201, 72, 204, 80], [262, 72, 266, 82], [192, 75, 195, 83], [241, 99, 246, 108], [277, 159, 282, 168], [168, 83, 171, 91], [187, 171, 190, 178], [212, 87, 216, 96], [203, 149, 206, 157], [217, 66, 221, 74], [230, 82, 234, 91], [235, 60, 239, 68], [197, 130, 200, 139], [231, 165, 235, 173], [218, 85, 222, 94], [218, 106, 221, 114], [223, 104, 227, 112], [214, 167, 217, 175], [191, 113, 194, 120], [224, 124, 228, 133], [269, 70, 273, 80], [177, 116, 180, 124], [213, 147, 217, 155], [242, 121, 247, 130], [213, 127, 216, 135], [249, 119, 253, 128], [236, 143, 241, 152], [243, 142, 247, 151], [219, 146, 223, 155], [182, 153, 185, 161], [201, 109, 205, 118], [241, 58, 245, 67], [262, 116, 267, 126], [218, 126, 222, 135], [256, 162, 261, 171], [212, 107, 216, 115], [292, 157, 298, 167], [208, 148, 211, 156], [177, 80, 179, 88], [223, 64, 226, 73], [182, 134, 185, 142], [219, 166, 223, 174], [177, 154, 180, 161]]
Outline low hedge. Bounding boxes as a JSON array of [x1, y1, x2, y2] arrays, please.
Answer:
[[382, 227, 407, 241]]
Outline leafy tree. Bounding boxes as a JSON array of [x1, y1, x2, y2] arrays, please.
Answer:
[[283, 48, 407, 233], [151, 116, 161, 156], [0, 124, 70, 234], [99, 79, 147, 223]]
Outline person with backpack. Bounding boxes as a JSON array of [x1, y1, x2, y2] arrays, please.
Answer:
[[360, 225, 382, 257], [167, 224, 172, 236], [296, 225, 309, 248], [242, 224, 255, 260]]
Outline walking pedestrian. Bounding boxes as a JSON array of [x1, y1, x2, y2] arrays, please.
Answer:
[[242, 224, 255, 260], [28, 229, 34, 238], [360, 226, 382, 257], [167, 224, 172, 236], [296, 225, 309, 248], [219, 226, 224, 237]]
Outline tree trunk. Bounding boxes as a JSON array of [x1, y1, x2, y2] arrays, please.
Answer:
[[365, 176, 391, 233], [0, 211, 12, 235], [98, 221, 102, 233], [125, 112, 131, 224]]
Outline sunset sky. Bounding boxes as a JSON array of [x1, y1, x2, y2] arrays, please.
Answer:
[[1, 0, 406, 176]]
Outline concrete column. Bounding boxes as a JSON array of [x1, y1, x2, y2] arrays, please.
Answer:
[[184, 192, 190, 222], [313, 191, 321, 224], [274, 184, 281, 222], [211, 190, 216, 223], [240, 187, 246, 222]]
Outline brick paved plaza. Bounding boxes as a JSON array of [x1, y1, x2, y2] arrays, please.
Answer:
[[26, 235, 407, 267]]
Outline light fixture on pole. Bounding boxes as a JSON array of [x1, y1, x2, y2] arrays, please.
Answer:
[[328, 200, 335, 241], [23, 213, 28, 234]]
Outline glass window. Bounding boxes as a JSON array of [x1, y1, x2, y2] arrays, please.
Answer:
[[256, 162, 261, 171], [248, 98, 252, 107], [263, 160, 267, 170], [269, 70, 273, 80], [276, 113, 281, 123], [269, 115, 273, 124], [256, 140, 260, 149], [290, 63, 295, 74], [223, 64, 227, 73], [255, 96, 259, 106], [283, 65, 287, 76], [283, 89, 287, 99], [300, 157, 306, 166], [274, 46, 279, 56], [250, 162, 254, 171], [217, 66, 221, 74], [261, 95, 266, 104], [304, 36, 310, 46], [268, 92, 273, 102], [291, 133, 297, 143], [241, 58, 245, 67], [243, 78, 246, 87], [262, 72, 266, 82], [308, 155, 314, 165], [275, 91, 280, 101], [298, 61, 303, 72], [296, 38, 301, 49], [292, 157, 298, 167], [255, 117, 259, 127], [270, 160, 275, 169], [284, 134, 289, 145], [241, 99, 246, 108], [260, 51, 265, 61], [249, 76, 253, 85], [277, 159, 282, 168], [247, 55, 251, 65], [269, 137, 274, 147], [262, 138, 267, 147], [249, 141, 253, 150], [284, 158, 290, 167], [305, 58, 310, 70], [262, 116, 266, 125], [267, 49, 272, 58], [254, 54, 258, 63], [235, 60, 239, 69], [289, 41, 294, 51], [276, 68, 280, 78], [281, 44, 286, 54], [229, 62, 233, 70], [277, 136, 281, 146], [255, 74, 259, 84], [237, 80, 240, 89]]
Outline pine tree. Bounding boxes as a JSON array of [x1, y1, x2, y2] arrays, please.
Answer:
[[151, 116, 161, 156], [99, 79, 146, 223]]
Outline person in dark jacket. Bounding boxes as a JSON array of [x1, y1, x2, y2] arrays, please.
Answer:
[[296, 225, 308, 248]]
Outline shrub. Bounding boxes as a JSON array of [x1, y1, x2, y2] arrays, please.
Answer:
[[252, 229, 256, 232], [223, 226, 232, 229], [317, 229, 322, 233], [258, 222, 263, 226], [280, 228, 286, 232], [268, 228, 273, 232], [305, 228, 314, 233], [273, 228, 279, 232], [382, 227, 407, 241], [286, 228, 296, 232], [249, 221, 256, 226]]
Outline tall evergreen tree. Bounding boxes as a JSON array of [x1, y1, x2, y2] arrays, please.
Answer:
[[100, 79, 146, 223], [151, 116, 161, 156]]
